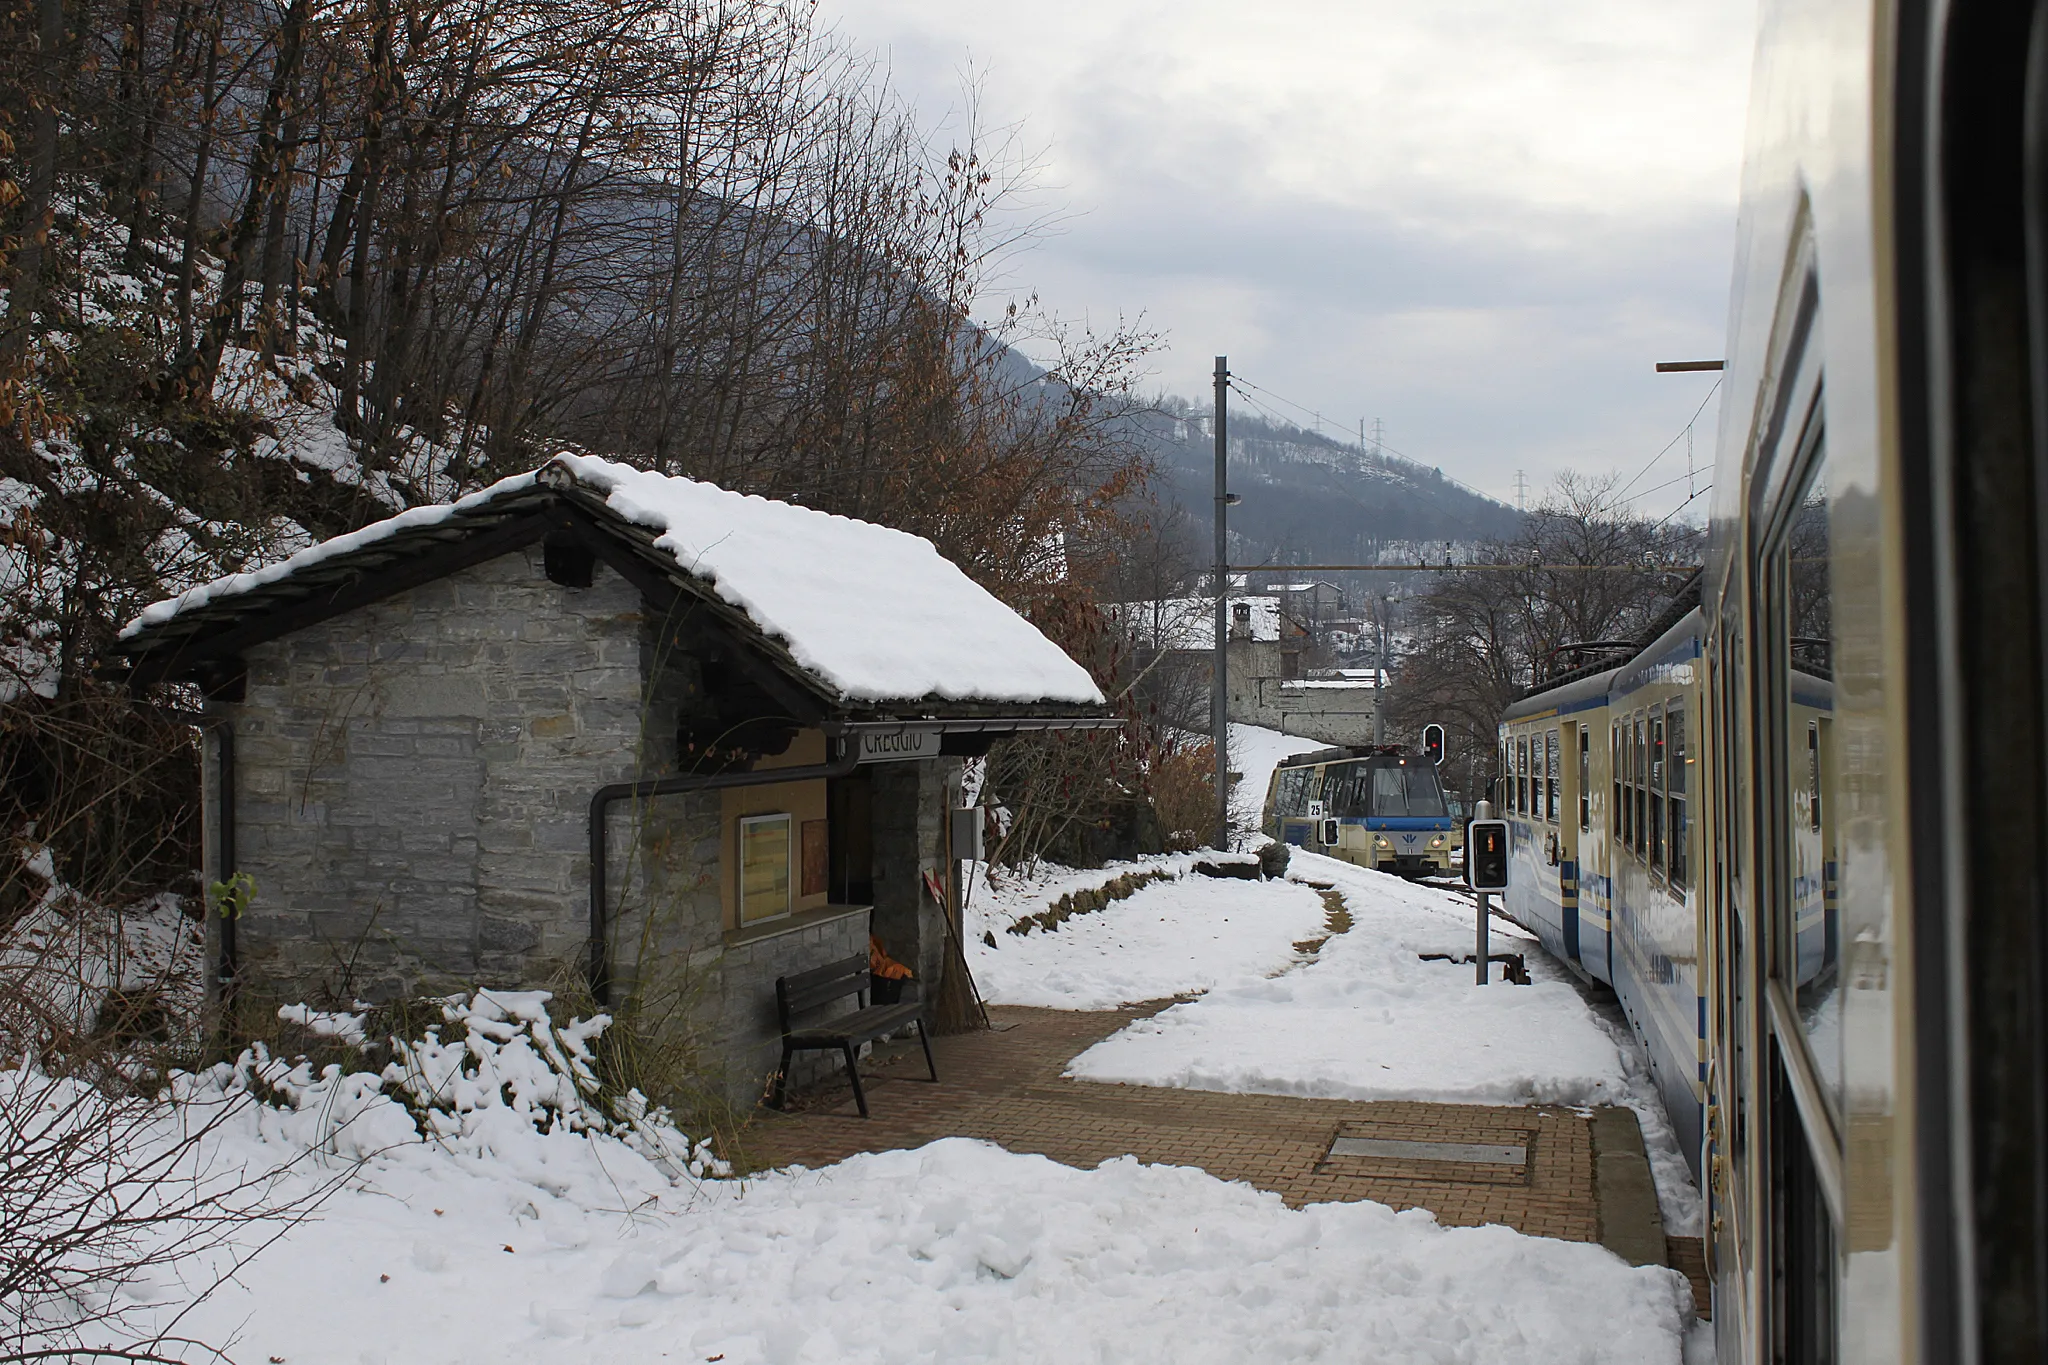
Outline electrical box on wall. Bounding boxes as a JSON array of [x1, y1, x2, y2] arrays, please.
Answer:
[[950, 807, 986, 861]]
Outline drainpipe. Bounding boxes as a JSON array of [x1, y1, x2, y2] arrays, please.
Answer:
[[586, 745, 862, 1005]]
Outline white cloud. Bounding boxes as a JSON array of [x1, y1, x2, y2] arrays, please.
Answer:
[[822, 0, 1754, 516]]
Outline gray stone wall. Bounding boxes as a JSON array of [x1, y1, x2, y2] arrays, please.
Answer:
[[216, 543, 685, 1005], [208, 541, 961, 1114]]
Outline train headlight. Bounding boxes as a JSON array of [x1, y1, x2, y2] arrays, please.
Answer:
[[1430, 835, 1445, 848], [1374, 835, 1392, 849]]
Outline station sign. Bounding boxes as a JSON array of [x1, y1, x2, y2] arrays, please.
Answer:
[[855, 729, 943, 763]]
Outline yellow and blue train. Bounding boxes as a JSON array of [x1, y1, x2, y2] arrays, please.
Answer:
[[1498, 591, 1836, 1206], [1262, 747, 1461, 877]]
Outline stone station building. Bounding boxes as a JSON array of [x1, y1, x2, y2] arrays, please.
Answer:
[[115, 455, 1108, 1105]]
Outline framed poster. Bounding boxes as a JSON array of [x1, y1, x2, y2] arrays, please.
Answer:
[[738, 813, 791, 923]]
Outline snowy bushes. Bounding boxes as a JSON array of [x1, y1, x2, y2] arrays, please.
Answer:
[[226, 990, 730, 1181]]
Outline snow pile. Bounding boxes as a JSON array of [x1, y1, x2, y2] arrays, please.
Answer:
[[1068, 852, 1629, 1107], [1227, 721, 1329, 835], [965, 872, 1329, 1010], [227, 989, 729, 1180], [551, 454, 1102, 704], [133, 1136, 1693, 1364]]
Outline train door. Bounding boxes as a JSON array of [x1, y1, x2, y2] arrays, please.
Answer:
[[1709, 594, 1759, 1353]]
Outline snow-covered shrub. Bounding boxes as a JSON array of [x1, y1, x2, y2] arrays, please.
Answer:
[[222, 989, 730, 1180]]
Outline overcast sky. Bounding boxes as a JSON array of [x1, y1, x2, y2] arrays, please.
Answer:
[[819, 0, 1756, 519]]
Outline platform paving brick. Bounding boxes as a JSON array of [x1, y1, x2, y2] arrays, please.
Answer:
[[747, 1002, 1605, 1245]]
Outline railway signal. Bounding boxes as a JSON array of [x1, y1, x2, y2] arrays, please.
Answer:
[[1466, 807, 1510, 986], [1422, 723, 1445, 765]]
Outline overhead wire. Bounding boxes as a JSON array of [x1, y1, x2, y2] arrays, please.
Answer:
[[1617, 377, 1722, 498]]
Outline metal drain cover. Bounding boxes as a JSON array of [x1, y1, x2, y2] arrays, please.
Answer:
[[1327, 1136, 1527, 1166]]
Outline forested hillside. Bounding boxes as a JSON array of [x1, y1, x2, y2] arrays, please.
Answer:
[[1137, 401, 1522, 569], [0, 0, 1157, 892]]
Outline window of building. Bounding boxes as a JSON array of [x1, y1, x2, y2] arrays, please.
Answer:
[[738, 813, 792, 923]]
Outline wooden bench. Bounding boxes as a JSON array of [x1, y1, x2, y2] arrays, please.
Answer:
[[772, 953, 937, 1118]]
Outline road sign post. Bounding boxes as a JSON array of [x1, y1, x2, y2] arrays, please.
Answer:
[[1465, 802, 1509, 986]]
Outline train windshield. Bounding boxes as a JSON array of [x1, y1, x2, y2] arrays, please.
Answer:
[[1325, 760, 1449, 819]]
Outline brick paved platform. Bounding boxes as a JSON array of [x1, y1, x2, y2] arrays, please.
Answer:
[[748, 1003, 1602, 1241]]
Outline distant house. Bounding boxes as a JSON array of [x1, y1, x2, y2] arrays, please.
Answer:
[[1109, 593, 1378, 746], [116, 455, 1108, 1103]]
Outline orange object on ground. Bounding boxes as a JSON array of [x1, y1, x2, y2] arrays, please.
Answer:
[[870, 935, 914, 980]]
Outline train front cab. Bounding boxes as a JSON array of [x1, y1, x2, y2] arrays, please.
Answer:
[[1707, 0, 2048, 1358]]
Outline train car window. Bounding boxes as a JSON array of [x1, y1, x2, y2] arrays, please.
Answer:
[[1579, 727, 1591, 832], [1545, 729, 1560, 822], [1633, 717, 1649, 859], [1517, 736, 1529, 814], [1612, 721, 1623, 847], [1650, 711, 1666, 874], [1668, 703, 1689, 889], [1783, 454, 1840, 1118], [1370, 762, 1448, 818]]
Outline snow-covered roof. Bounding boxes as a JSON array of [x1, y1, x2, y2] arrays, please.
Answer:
[[119, 454, 1104, 708], [1109, 596, 1286, 650]]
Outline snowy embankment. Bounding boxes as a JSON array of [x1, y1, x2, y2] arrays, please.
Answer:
[[1227, 721, 1327, 837], [1066, 851, 1704, 1235], [127, 1132, 1693, 1365]]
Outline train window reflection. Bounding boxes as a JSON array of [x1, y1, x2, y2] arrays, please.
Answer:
[[1668, 704, 1689, 889], [1649, 712, 1666, 873], [1545, 729, 1560, 823], [1786, 456, 1841, 1120], [1578, 727, 1591, 832]]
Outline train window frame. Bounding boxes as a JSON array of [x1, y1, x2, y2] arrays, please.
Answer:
[[1579, 726, 1591, 833], [1612, 721, 1623, 849], [1633, 715, 1649, 860], [1668, 700, 1689, 890], [1744, 293, 1845, 1210], [1649, 709, 1667, 877], [1517, 735, 1529, 814], [1545, 728, 1560, 823]]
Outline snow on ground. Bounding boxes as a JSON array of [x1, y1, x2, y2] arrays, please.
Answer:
[[965, 871, 1328, 1010], [1066, 850, 1704, 1232], [1227, 722, 1328, 838], [123, 1130, 1693, 1365]]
